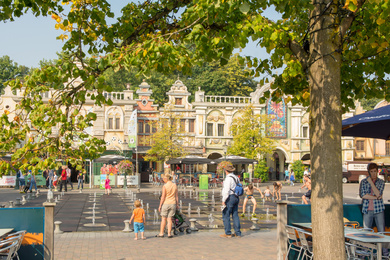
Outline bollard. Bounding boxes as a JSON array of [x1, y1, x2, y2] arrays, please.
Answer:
[[36, 190, 40, 196], [32, 192, 36, 199], [8, 201, 14, 208], [250, 218, 260, 230], [15, 198, 21, 206], [21, 195, 27, 203], [54, 221, 64, 234], [79, 189, 82, 193], [27, 193, 31, 201], [0, 205, 5, 208], [189, 219, 198, 231], [44, 202, 56, 260], [122, 220, 133, 232]]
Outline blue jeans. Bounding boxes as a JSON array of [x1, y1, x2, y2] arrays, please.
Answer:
[[222, 195, 241, 236], [78, 179, 83, 189], [29, 181, 37, 192], [364, 211, 388, 255]]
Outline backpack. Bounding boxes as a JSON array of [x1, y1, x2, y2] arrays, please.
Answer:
[[230, 176, 244, 197]]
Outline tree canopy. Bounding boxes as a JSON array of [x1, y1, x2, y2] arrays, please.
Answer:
[[0, 55, 29, 92]]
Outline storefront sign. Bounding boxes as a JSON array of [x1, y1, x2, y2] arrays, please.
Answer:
[[0, 176, 16, 186], [117, 175, 138, 186]]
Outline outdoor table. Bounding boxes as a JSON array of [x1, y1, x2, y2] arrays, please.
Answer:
[[0, 228, 14, 238], [293, 223, 390, 259]]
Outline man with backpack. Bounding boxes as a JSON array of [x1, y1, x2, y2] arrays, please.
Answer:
[[220, 164, 242, 238]]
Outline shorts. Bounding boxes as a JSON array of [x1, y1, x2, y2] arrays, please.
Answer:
[[53, 181, 57, 186], [19, 179, 25, 186], [246, 195, 253, 199], [134, 222, 144, 233], [161, 204, 176, 218], [304, 190, 312, 199], [265, 193, 271, 197]]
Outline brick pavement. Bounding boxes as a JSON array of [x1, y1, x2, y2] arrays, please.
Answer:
[[54, 229, 277, 260]]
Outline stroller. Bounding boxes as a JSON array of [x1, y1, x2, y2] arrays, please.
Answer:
[[171, 210, 192, 235]]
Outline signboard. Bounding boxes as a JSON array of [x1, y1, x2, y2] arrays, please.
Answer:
[[128, 109, 137, 148], [348, 163, 368, 171], [117, 175, 139, 186], [0, 176, 16, 186]]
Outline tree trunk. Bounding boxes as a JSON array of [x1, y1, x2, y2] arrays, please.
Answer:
[[309, 1, 345, 259]]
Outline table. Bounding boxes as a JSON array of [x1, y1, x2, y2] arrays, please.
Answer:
[[0, 228, 14, 238], [292, 223, 390, 259]]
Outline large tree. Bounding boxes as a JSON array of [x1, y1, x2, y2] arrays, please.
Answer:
[[0, 55, 29, 92], [2, 0, 390, 258]]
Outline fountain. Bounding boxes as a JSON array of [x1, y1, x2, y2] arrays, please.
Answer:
[[47, 189, 54, 203], [197, 207, 201, 217], [285, 194, 288, 200], [266, 208, 270, 222], [179, 200, 182, 210], [298, 188, 301, 193], [83, 202, 106, 227], [208, 214, 215, 228], [247, 205, 251, 219], [292, 192, 294, 197], [189, 190, 192, 198], [212, 189, 215, 195], [211, 194, 215, 204], [153, 209, 159, 224], [146, 203, 149, 212]]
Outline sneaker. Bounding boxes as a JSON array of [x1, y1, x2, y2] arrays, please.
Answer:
[[252, 213, 257, 218], [241, 213, 245, 217], [232, 234, 242, 238], [219, 234, 232, 238]]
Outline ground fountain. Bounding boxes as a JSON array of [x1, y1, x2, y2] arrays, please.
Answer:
[[187, 203, 191, 217], [197, 207, 201, 217], [153, 209, 159, 224], [266, 208, 270, 222]]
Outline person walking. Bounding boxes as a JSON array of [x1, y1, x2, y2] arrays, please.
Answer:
[[77, 170, 85, 190], [66, 166, 73, 190], [105, 175, 111, 195], [59, 166, 68, 192], [289, 170, 295, 186], [48, 169, 54, 189], [29, 171, 37, 193], [43, 169, 49, 188], [220, 165, 241, 238], [156, 173, 178, 238], [18, 170, 25, 193], [129, 200, 146, 240]]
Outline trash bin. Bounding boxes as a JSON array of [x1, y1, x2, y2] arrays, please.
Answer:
[[199, 174, 209, 190], [243, 172, 249, 185]]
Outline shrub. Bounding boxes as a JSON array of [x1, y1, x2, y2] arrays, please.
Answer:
[[254, 160, 269, 182], [291, 160, 305, 182]]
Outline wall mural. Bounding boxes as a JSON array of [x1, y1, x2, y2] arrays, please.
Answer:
[[267, 98, 287, 138]]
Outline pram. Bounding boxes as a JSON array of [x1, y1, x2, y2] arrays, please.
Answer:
[[171, 210, 192, 235]]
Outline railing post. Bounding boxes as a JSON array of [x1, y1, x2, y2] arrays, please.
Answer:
[[277, 201, 288, 260], [43, 202, 56, 260]]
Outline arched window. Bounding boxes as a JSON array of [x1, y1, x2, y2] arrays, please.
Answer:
[[106, 107, 123, 130]]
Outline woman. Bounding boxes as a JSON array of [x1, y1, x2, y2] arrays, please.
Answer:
[[272, 181, 282, 201], [156, 173, 178, 238]]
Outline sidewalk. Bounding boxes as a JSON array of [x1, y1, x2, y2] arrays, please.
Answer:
[[54, 229, 277, 260]]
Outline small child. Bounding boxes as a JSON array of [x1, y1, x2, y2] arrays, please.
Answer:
[[129, 200, 146, 240], [105, 175, 111, 195], [53, 174, 58, 191], [264, 186, 272, 201]]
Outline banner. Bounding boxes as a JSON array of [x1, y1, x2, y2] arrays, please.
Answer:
[[0, 176, 16, 186], [117, 175, 138, 186], [128, 109, 137, 148]]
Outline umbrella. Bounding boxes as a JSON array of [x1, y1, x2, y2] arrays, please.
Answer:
[[166, 155, 212, 186], [342, 104, 390, 140], [214, 155, 257, 164], [95, 155, 134, 164]]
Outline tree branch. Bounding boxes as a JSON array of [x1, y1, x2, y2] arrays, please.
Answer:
[[288, 39, 310, 70], [339, 0, 366, 38]]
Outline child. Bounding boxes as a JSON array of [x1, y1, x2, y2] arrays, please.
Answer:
[[53, 174, 58, 191], [129, 200, 146, 240], [105, 175, 111, 195], [241, 183, 263, 218], [264, 186, 272, 201], [273, 182, 282, 201], [289, 170, 295, 186]]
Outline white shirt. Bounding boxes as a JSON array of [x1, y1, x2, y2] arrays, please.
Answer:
[[222, 173, 239, 203]]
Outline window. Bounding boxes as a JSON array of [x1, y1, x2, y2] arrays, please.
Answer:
[[189, 119, 195, 133], [386, 141, 390, 156], [302, 126, 309, 138], [115, 118, 120, 130], [175, 98, 182, 105], [145, 123, 150, 133], [218, 124, 224, 136], [138, 121, 144, 133], [152, 126, 157, 133], [180, 119, 186, 131], [356, 140, 365, 151], [207, 123, 213, 136], [108, 118, 113, 129]]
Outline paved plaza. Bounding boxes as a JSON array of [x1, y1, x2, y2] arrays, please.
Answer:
[[0, 182, 386, 259]]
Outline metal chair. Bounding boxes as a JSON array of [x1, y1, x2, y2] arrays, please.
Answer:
[[296, 229, 314, 260], [378, 232, 390, 259], [285, 225, 303, 260], [0, 238, 19, 260], [357, 227, 374, 232], [3, 230, 26, 260], [346, 241, 376, 260]]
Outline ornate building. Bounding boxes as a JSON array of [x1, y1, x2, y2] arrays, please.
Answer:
[[0, 79, 356, 181]]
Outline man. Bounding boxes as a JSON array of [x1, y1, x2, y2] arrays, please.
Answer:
[[77, 170, 85, 190], [220, 164, 241, 238], [48, 169, 54, 189], [360, 162, 386, 256], [66, 166, 73, 190], [284, 169, 289, 182], [43, 169, 49, 188], [59, 166, 68, 192], [301, 175, 311, 204]]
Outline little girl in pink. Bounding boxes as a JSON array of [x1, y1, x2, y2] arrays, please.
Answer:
[[105, 175, 111, 195]]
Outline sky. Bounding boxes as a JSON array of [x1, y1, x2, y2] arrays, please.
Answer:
[[0, 2, 278, 69]]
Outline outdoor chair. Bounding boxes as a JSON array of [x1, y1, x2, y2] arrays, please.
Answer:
[[345, 241, 376, 260], [357, 228, 374, 232], [2, 230, 26, 260], [378, 232, 390, 259], [0, 238, 19, 260], [296, 229, 313, 260], [285, 225, 303, 260], [210, 178, 217, 188]]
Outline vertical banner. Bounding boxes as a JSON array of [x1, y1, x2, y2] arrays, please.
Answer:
[[128, 109, 137, 148]]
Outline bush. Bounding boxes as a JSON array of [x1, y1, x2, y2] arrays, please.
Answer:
[[254, 160, 269, 182], [291, 160, 305, 182]]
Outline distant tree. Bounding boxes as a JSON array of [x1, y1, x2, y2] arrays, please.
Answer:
[[229, 105, 275, 160], [359, 98, 382, 111], [144, 105, 188, 164], [291, 160, 305, 182], [0, 56, 29, 91], [254, 160, 269, 182]]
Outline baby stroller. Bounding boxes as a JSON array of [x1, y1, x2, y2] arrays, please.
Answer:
[[172, 210, 192, 235]]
